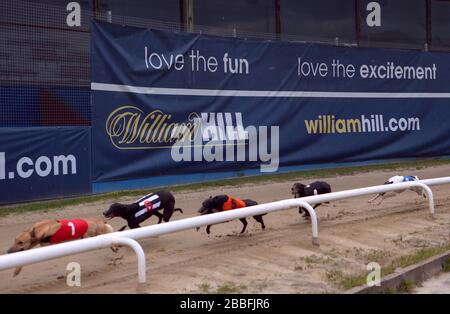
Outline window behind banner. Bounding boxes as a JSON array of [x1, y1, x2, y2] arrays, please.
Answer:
[[99, 0, 181, 24], [193, 0, 277, 38], [0, 0, 92, 127], [431, 0, 450, 50], [358, 0, 426, 49], [280, 0, 356, 45]]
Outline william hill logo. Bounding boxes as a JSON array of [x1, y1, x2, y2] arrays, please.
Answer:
[[106, 106, 201, 149], [106, 105, 280, 172]]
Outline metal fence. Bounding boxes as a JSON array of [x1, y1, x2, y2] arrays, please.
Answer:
[[0, 1, 91, 126], [1, 0, 449, 127]]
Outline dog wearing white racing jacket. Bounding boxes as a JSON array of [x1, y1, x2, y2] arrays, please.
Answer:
[[368, 175, 427, 205]]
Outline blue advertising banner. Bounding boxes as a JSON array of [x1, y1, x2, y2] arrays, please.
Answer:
[[0, 127, 92, 204], [91, 20, 450, 183]]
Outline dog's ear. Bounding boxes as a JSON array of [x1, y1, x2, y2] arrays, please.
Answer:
[[213, 195, 229, 207], [30, 221, 59, 241], [212, 196, 223, 205], [110, 203, 121, 210], [30, 224, 50, 241]]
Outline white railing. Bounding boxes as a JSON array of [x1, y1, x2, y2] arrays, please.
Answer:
[[0, 177, 449, 288], [298, 181, 436, 216], [0, 236, 147, 283], [419, 177, 450, 186]]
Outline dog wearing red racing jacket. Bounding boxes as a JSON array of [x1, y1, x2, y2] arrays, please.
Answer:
[[197, 195, 265, 235], [7, 217, 114, 276]]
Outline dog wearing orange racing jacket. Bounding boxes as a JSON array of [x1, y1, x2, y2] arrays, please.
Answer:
[[196, 195, 265, 235]]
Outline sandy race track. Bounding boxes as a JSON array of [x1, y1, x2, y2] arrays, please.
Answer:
[[0, 165, 449, 293]]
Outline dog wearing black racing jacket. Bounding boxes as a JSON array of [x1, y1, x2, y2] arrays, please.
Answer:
[[291, 181, 332, 218], [103, 191, 183, 230]]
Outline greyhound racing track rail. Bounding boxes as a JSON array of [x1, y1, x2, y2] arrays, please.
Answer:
[[0, 177, 449, 287]]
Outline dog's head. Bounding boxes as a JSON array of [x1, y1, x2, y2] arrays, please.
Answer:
[[198, 197, 217, 215], [198, 195, 228, 215], [103, 203, 128, 219], [411, 175, 420, 181], [291, 183, 306, 198], [8, 220, 60, 254], [7, 231, 34, 254]]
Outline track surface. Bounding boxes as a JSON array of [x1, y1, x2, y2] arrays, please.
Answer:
[[0, 165, 449, 293]]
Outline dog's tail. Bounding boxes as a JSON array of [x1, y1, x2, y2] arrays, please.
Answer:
[[174, 208, 184, 214]]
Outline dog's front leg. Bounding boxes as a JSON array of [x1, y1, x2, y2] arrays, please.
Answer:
[[13, 266, 23, 277], [368, 194, 381, 204], [12, 242, 41, 277], [377, 191, 397, 205], [206, 225, 212, 234], [110, 245, 120, 253], [239, 218, 248, 233]]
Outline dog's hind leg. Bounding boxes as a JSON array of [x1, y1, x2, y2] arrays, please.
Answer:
[[253, 215, 265, 230], [239, 218, 248, 233], [421, 189, 427, 198], [153, 211, 163, 224], [118, 225, 127, 232], [174, 208, 184, 214], [162, 202, 175, 222], [376, 197, 385, 205], [206, 225, 212, 235], [411, 187, 427, 199]]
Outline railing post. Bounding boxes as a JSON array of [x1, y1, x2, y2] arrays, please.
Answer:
[[413, 182, 434, 217], [110, 237, 146, 288], [294, 200, 319, 246]]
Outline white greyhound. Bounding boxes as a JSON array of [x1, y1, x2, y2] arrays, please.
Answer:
[[368, 175, 427, 205]]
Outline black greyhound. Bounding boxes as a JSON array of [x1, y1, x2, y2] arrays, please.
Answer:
[[103, 191, 183, 230], [197, 195, 265, 234], [291, 181, 331, 217]]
